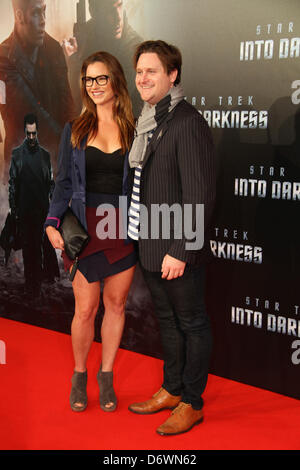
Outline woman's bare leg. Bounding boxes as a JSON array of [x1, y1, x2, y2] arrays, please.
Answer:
[[100, 265, 136, 407], [71, 269, 100, 406]]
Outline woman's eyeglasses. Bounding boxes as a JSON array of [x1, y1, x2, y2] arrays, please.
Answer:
[[82, 75, 110, 87]]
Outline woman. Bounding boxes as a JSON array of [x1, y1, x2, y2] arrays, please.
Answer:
[[45, 51, 136, 412]]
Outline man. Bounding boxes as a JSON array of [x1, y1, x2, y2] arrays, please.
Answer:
[[0, 0, 75, 180], [9, 113, 58, 298], [127, 40, 216, 435], [66, 0, 142, 115]]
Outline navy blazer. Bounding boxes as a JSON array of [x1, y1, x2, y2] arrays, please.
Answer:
[[45, 122, 130, 230]]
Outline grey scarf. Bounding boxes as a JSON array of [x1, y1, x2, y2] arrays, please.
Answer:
[[129, 84, 185, 168]]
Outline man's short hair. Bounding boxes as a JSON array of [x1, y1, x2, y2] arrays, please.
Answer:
[[133, 40, 182, 85], [24, 113, 38, 131]]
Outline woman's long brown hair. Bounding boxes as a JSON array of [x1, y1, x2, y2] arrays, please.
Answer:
[[71, 51, 135, 153]]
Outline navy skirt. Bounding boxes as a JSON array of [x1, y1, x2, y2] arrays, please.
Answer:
[[77, 249, 137, 283]]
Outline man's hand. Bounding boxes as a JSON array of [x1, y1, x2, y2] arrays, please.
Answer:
[[46, 226, 65, 251], [161, 254, 186, 280], [62, 37, 78, 57]]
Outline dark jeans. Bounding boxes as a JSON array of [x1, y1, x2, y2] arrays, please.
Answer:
[[141, 264, 212, 410]]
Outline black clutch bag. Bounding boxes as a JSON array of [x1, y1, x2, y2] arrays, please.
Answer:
[[59, 207, 90, 281]]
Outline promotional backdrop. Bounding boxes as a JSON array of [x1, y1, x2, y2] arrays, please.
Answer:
[[0, 0, 299, 400]]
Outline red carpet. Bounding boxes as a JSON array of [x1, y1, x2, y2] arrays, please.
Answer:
[[0, 317, 300, 451]]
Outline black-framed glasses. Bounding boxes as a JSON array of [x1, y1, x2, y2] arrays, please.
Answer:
[[82, 75, 110, 87]]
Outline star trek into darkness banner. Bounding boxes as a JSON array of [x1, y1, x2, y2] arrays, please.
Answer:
[[0, 0, 299, 400]]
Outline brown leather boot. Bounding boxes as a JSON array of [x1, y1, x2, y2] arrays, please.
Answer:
[[156, 402, 204, 435], [128, 387, 181, 415]]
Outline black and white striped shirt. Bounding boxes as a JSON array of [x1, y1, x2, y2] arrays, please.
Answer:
[[128, 165, 142, 240], [128, 130, 155, 240]]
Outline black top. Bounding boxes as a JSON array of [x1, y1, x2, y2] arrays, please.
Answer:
[[85, 146, 125, 194]]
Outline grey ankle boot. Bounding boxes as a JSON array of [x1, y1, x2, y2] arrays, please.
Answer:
[[97, 366, 117, 412], [70, 370, 88, 412]]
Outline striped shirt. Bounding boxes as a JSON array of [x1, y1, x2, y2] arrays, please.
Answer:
[[128, 130, 155, 240], [128, 165, 142, 240]]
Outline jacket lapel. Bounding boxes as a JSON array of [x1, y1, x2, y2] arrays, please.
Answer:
[[72, 136, 87, 195]]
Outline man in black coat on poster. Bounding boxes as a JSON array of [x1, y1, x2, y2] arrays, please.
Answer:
[[8, 113, 58, 298], [0, 0, 75, 181], [127, 40, 216, 435]]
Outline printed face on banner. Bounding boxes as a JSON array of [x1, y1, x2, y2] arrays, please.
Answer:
[[85, 62, 115, 108], [135, 52, 178, 106], [89, 0, 124, 39], [17, 0, 46, 47], [25, 123, 38, 147], [109, 0, 124, 39]]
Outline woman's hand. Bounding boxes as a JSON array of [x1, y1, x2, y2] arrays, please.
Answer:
[[46, 226, 65, 251]]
